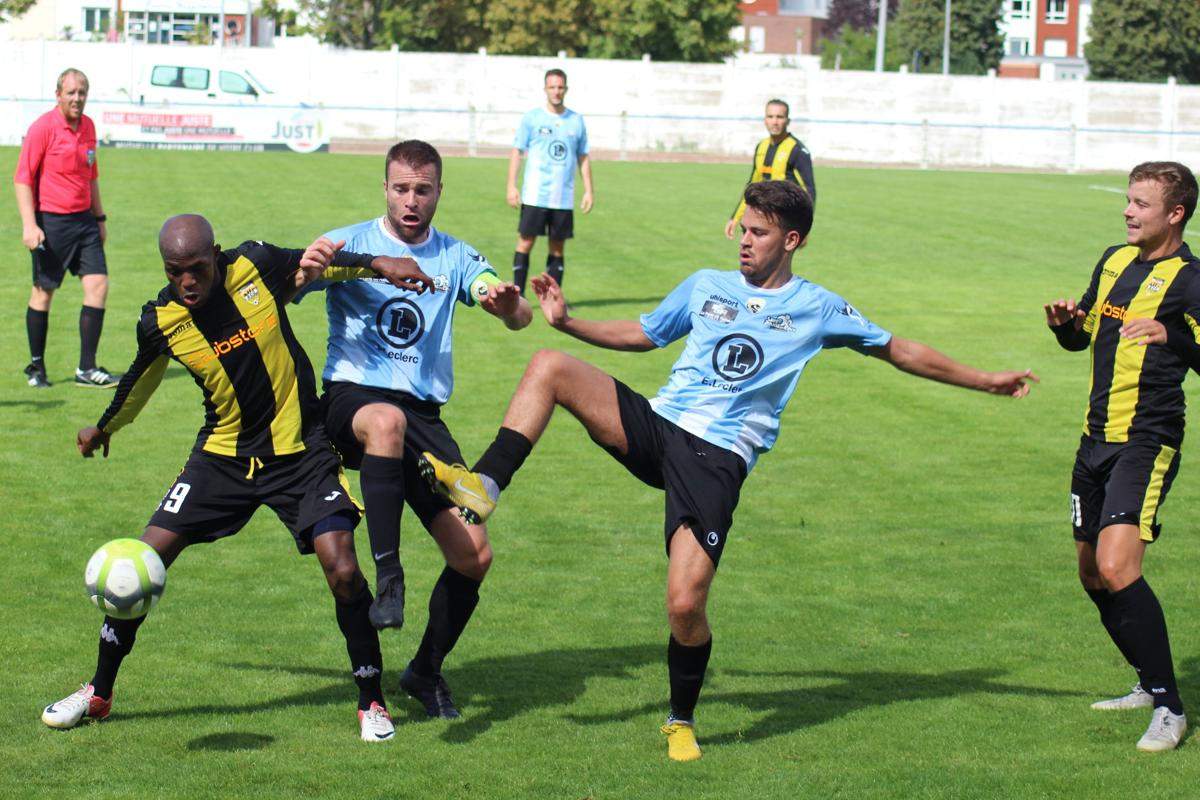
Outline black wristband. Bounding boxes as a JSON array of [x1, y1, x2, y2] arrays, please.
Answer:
[[94, 214, 107, 222]]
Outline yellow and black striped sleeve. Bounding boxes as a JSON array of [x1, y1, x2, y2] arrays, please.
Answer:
[[97, 318, 169, 436], [231, 240, 378, 296], [786, 139, 816, 205], [1164, 273, 1200, 371]]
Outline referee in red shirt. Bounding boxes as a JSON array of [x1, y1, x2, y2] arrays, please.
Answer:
[[14, 68, 118, 388]]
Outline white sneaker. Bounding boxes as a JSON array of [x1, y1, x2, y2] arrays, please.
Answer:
[[357, 702, 395, 742], [42, 684, 111, 729], [1091, 683, 1154, 711], [1137, 707, 1187, 752]]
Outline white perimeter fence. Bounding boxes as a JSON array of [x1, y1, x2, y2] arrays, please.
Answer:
[[2, 39, 1199, 171]]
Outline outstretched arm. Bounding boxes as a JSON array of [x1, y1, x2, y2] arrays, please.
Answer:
[[478, 277, 533, 330], [532, 273, 655, 351], [870, 336, 1038, 398]]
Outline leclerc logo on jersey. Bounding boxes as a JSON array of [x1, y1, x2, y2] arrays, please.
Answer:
[[549, 141, 568, 161], [375, 297, 425, 349], [712, 334, 764, 382]]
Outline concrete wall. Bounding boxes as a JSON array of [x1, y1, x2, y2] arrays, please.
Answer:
[[2, 38, 1196, 171]]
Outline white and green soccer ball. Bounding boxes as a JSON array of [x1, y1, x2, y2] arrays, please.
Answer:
[[84, 538, 166, 619]]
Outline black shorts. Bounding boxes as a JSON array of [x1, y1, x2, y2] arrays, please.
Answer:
[[518, 204, 574, 240], [321, 381, 463, 528], [1070, 435, 1182, 544], [147, 442, 361, 555], [604, 379, 747, 567], [33, 211, 107, 290]]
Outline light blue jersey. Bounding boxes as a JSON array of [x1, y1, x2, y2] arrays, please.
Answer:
[[640, 270, 892, 470], [514, 107, 588, 210], [298, 218, 496, 404]]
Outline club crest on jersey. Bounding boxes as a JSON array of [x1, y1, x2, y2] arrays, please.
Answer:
[[239, 282, 260, 306], [839, 303, 868, 328], [764, 313, 794, 332], [432, 274, 450, 293], [747, 298, 766, 314], [1147, 277, 1165, 293], [700, 299, 738, 324]]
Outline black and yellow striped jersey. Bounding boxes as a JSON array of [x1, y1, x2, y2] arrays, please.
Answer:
[[731, 133, 816, 222], [97, 240, 376, 458], [1054, 243, 1200, 447]]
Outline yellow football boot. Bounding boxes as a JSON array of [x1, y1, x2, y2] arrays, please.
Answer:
[[418, 451, 496, 524], [661, 720, 702, 762]]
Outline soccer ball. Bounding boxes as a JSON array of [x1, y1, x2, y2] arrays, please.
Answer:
[[84, 538, 166, 619]]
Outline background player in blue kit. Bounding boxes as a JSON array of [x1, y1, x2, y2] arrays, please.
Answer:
[[297, 140, 531, 719], [506, 68, 594, 295], [421, 180, 1037, 761]]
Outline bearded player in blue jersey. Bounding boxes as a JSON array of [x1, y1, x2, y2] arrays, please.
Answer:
[[297, 140, 532, 719], [421, 180, 1037, 761]]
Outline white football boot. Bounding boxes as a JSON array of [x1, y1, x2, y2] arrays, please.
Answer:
[[42, 684, 111, 729], [1136, 707, 1187, 752], [1091, 683, 1154, 711], [358, 702, 395, 742]]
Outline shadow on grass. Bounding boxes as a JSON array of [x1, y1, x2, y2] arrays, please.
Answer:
[[0, 399, 65, 409], [567, 296, 662, 310], [111, 645, 1086, 751], [186, 732, 274, 752], [569, 666, 1088, 746]]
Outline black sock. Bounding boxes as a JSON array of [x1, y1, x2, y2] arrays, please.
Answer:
[[668, 634, 712, 722], [411, 566, 482, 677], [547, 254, 565, 288], [1086, 587, 1141, 675], [79, 305, 104, 372], [358, 454, 406, 583], [336, 584, 384, 710], [472, 427, 533, 491], [513, 252, 530, 294], [1111, 577, 1182, 714], [91, 615, 146, 700], [27, 307, 48, 363]]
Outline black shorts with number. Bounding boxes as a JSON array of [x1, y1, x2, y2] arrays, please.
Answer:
[[1070, 435, 1182, 544], [33, 211, 107, 290], [603, 379, 747, 567], [518, 204, 574, 240], [147, 440, 361, 555], [321, 380, 464, 528]]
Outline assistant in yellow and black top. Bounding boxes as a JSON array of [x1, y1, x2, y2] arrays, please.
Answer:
[[97, 239, 378, 458], [1052, 242, 1200, 448], [727, 100, 815, 235]]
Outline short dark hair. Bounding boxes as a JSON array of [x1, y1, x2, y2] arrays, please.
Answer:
[[1129, 161, 1198, 224], [544, 68, 567, 84], [744, 181, 813, 240], [765, 98, 789, 117], [385, 139, 442, 182]]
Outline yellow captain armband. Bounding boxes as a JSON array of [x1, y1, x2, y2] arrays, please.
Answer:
[[469, 270, 502, 305]]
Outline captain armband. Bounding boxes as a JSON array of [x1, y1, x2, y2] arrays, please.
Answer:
[[469, 271, 502, 304]]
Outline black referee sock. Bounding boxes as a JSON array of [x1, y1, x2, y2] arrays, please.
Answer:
[[547, 254, 565, 288], [358, 454, 406, 583], [668, 634, 712, 722], [91, 615, 146, 700], [26, 307, 48, 363], [1086, 587, 1141, 674], [472, 427, 533, 491], [335, 584, 385, 711], [79, 305, 105, 372], [1112, 577, 1182, 714], [411, 566, 481, 677], [513, 252, 530, 295]]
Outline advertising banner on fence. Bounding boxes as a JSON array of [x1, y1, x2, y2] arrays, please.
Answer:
[[95, 103, 327, 152]]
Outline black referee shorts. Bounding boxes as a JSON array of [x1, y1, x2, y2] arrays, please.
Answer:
[[518, 204, 574, 240], [603, 378, 747, 567], [1070, 435, 1181, 544], [321, 381, 464, 529], [33, 211, 107, 290], [147, 442, 361, 555]]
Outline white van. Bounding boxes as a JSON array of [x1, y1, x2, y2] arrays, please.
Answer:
[[136, 64, 277, 105]]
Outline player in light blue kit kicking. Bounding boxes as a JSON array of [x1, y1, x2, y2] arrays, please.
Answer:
[[421, 180, 1037, 760], [506, 68, 594, 295], [297, 140, 532, 718]]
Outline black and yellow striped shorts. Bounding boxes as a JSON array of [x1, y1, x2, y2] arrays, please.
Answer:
[[1070, 435, 1181, 543]]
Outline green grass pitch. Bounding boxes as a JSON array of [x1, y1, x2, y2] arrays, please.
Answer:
[[3, 147, 1200, 798]]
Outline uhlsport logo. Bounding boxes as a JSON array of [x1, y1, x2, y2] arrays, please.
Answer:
[[376, 297, 425, 349], [712, 334, 764, 382]]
